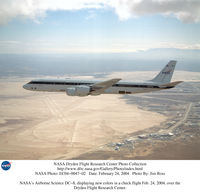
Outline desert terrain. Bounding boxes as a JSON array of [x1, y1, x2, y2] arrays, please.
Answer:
[[0, 76, 166, 159], [0, 71, 199, 159]]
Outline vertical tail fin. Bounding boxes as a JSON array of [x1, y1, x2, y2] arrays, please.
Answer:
[[151, 60, 177, 83]]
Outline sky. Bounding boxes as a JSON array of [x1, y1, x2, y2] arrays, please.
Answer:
[[0, 0, 200, 54]]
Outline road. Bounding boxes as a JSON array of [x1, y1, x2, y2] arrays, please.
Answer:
[[168, 102, 192, 131]]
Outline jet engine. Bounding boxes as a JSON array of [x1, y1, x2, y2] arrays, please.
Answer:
[[66, 86, 91, 96]]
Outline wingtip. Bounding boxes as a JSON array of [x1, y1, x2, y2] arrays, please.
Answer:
[[113, 78, 121, 81]]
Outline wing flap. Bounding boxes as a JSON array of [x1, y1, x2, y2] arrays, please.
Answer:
[[91, 78, 121, 94]]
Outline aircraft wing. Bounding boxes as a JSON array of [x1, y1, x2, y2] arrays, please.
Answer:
[[90, 78, 121, 94]]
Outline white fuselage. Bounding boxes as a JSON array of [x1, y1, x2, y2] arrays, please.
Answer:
[[22, 61, 180, 96], [23, 79, 170, 95]]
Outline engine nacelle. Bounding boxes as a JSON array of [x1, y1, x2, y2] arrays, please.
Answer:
[[66, 86, 90, 96]]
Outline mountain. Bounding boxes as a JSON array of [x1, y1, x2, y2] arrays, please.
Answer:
[[0, 48, 199, 76]]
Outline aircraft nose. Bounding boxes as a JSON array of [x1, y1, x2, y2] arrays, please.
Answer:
[[23, 84, 28, 90]]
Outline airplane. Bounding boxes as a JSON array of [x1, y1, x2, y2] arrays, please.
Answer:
[[23, 60, 182, 97]]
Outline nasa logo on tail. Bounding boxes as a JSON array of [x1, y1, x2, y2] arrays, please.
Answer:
[[162, 69, 173, 74], [1, 161, 11, 171]]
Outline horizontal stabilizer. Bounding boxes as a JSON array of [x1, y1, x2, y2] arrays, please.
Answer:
[[159, 81, 183, 88]]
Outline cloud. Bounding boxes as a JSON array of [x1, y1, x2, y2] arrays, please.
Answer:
[[110, 0, 200, 23], [0, 38, 199, 54], [0, 40, 20, 44], [0, 0, 107, 24], [0, 0, 200, 24]]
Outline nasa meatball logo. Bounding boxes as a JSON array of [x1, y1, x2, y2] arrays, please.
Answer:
[[1, 161, 11, 171]]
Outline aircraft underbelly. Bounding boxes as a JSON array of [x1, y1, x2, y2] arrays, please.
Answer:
[[103, 87, 160, 94], [31, 85, 67, 92]]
